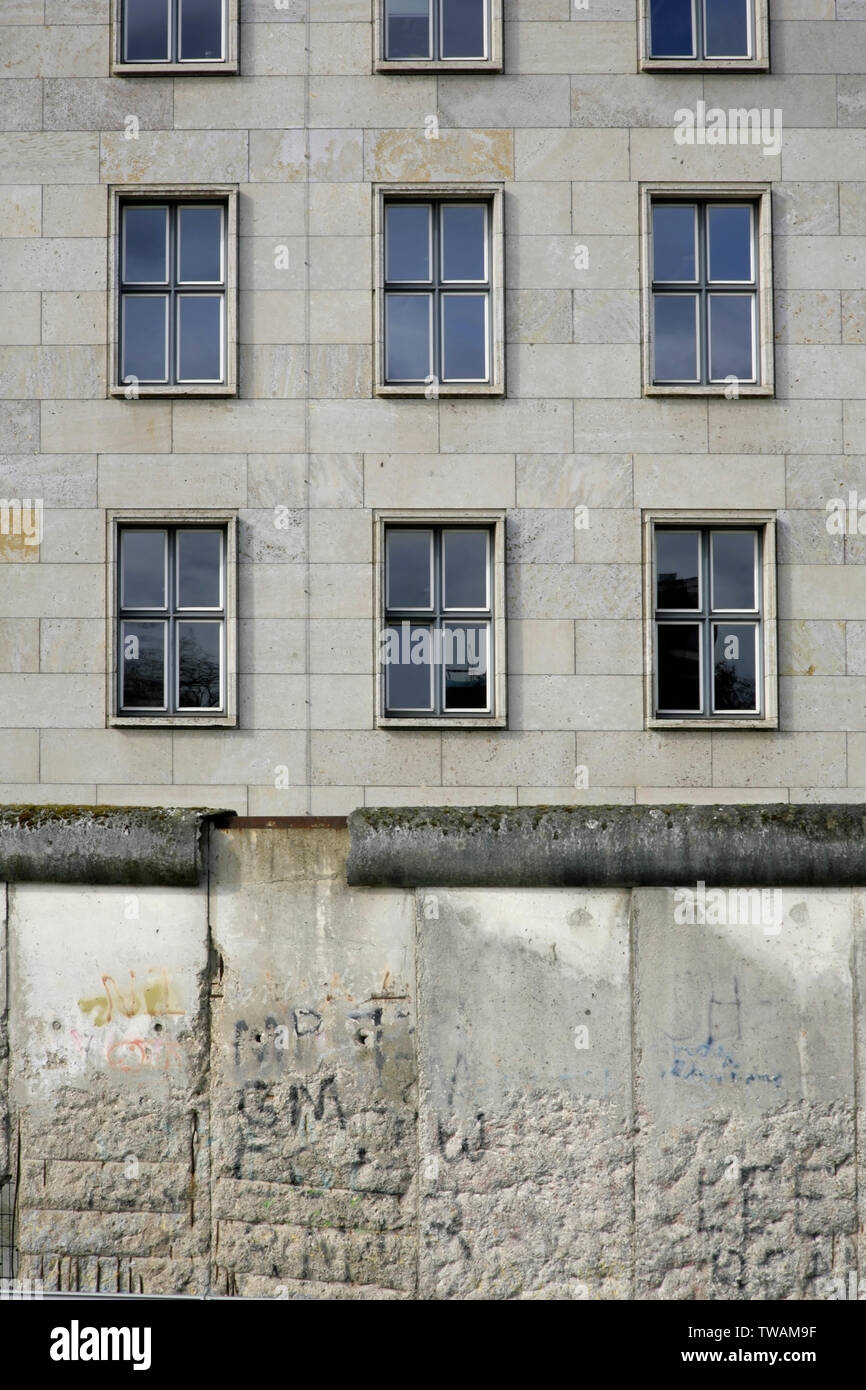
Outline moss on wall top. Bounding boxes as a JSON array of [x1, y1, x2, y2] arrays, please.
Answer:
[[348, 803, 866, 887], [0, 806, 232, 886]]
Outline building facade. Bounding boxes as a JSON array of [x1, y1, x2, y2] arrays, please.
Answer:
[[1, 0, 866, 1301], [1, 0, 864, 809]]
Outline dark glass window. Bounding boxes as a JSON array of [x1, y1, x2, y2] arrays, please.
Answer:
[[118, 526, 225, 715], [384, 0, 487, 60], [649, 0, 752, 60], [123, 0, 225, 63], [384, 200, 490, 385], [651, 200, 757, 386], [383, 526, 493, 717], [654, 526, 761, 718], [119, 201, 225, 388]]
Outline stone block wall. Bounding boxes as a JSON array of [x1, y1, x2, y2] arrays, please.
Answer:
[[0, 4, 864, 809]]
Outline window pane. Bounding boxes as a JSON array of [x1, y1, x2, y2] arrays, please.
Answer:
[[652, 204, 696, 282], [179, 0, 224, 60], [385, 204, 431, 282], [657, 625, 701, 712], [125, 0, 170, 61], [387, 529, 432, 609], [178, 530, 222, 609], [649, 0, 694, 58], [177, 296, 223, 381], [714, 623, 757, 711], [121, 621, 166, 709], [705, 0, 750, 57], [386, 0, 431, 59], [442, 0, 485, 58], [442, 294, 487, 381], [444, 624, 488, 710], [443, 530, 488, 609], [708, 295, 754, 382], [122, 296, 168, 383], [385, 624, 433, 711], [656, 530, 700, 609], [178, 205, 222, 283], [441, 204, 486, 282], [707, 205, 752, 282], [711, 530, 756, 610], [177, 622, 222, 709], [121, 530, 167, 609], [385, 294, 431, 381], [653, 294, 698, 381], [123, 205, 168, 283]]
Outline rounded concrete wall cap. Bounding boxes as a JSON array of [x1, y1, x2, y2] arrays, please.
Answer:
[[0, 805, 234, 886], [347, 804, 866, 888]]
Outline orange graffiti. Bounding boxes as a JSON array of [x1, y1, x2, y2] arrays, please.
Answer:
[[106, 1036, 183, 1072]]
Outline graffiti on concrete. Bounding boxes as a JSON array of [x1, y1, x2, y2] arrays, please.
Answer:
[[106, 1035, 183, 1072], [78, 969, 185, 1027]]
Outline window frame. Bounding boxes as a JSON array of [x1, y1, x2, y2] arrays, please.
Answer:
[[374, 0, 502, 73], [374, 184, 505, 398], [108, 186, 238, 398], [640, 184, 774, 398], [374, 510, 507, 729], [111, 0, 239, 75], [638, 0, 769, 71], [642, 510, 778, 731], [107, 510, 238, 728]]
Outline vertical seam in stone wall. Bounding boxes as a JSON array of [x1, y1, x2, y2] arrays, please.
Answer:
[[5, 882, 19, 1282], [0, 883, 7, 1187], [203, 822, 216, 1293], [628, 886, 637, 1299], [303, 1, 313, 816], [413, 887, 422, 1300], [852, 887, 862, 1291], [12, 1125, 21, 1285]]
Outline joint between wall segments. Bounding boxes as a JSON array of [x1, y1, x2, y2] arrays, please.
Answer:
[[852, 888, 863, 1293], [412, 887, 424, 1302], [627, 886, 637, 1301]]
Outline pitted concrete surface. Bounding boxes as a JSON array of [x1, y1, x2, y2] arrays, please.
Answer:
[[3, 825, 864, 1298]]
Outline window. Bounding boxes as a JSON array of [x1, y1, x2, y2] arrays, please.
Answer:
[[641, 187, 773, 396], [109, 188, 237, 397], [375, 513, 506, 727], [113, 0, 238, 73], [110, 515, 237, 726], [120, 202, 224, 387], [643, 513, 777, 729], [641, 0, 768, 69], [377, 0, 502, 71], [375, 187, 505, 396]]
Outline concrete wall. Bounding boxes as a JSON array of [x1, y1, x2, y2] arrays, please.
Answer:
[[0, 4, 865, 810], [3, 823, 863, 1299]]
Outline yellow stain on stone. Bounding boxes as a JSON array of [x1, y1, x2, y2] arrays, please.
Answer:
[[366, 128, 514, 182]]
